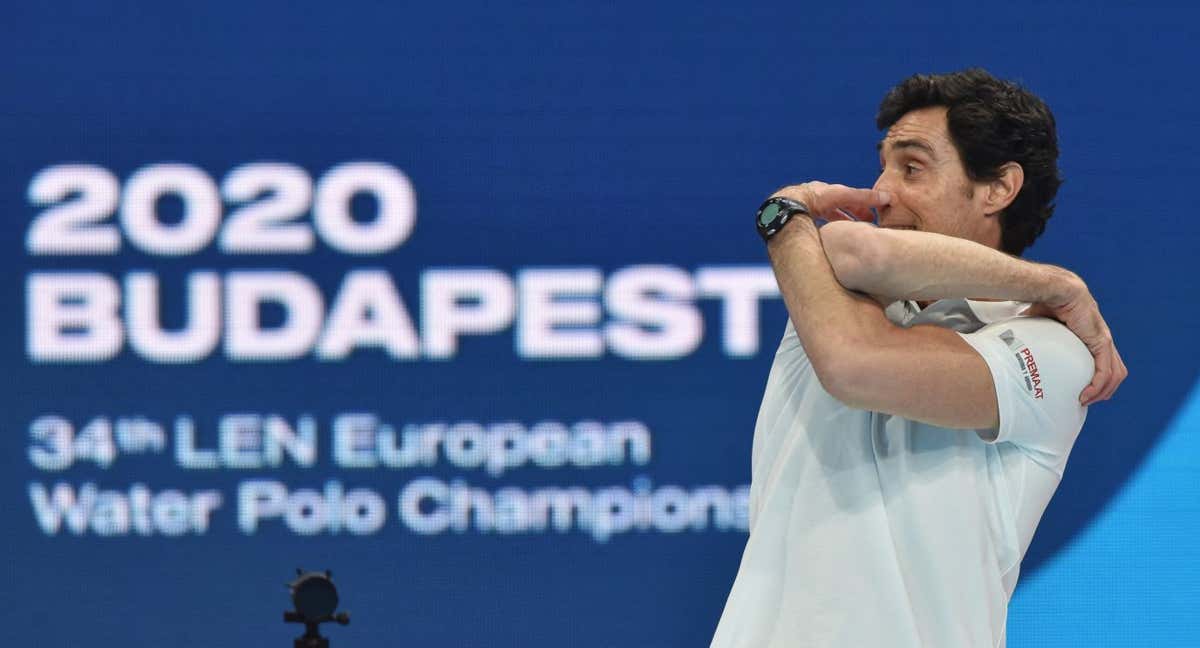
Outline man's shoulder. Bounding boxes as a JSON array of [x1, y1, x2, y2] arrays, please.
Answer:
[[970, 310, 1087, 354], [966, 312, 1094, 401]]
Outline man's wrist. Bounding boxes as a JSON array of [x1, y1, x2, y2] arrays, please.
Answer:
[[757, 195, 811, 242], [765, 209, 819, 249], [1037, 264, 1084, 306]]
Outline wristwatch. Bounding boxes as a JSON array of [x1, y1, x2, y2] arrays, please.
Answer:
[[756, 196, 810, 242]]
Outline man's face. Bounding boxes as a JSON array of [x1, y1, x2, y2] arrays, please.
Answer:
[[873, 106, 997, 247]]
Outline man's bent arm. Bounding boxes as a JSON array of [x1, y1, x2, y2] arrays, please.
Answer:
[[767, 209, 1000, 429], [818, 220, 1081, 304], [817, 218, 1126, 406]]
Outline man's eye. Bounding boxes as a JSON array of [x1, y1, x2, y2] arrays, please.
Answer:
[[905, 164, 921, 175]]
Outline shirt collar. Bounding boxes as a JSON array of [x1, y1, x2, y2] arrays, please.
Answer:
[[887, 298, 1027, 333]]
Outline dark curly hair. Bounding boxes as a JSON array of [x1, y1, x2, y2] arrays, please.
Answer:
[[876, 68, 1063, 256]]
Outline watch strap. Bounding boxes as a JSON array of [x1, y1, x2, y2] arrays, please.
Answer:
[[756, 196, 810, 241]]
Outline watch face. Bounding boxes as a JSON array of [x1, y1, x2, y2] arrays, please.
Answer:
[[758, 201, 782, 228]]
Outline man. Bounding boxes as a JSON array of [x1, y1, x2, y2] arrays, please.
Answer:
[[710, 69, 1127, 647]]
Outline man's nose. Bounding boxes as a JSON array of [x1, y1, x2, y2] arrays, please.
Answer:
[[872, 171, 892, 194]]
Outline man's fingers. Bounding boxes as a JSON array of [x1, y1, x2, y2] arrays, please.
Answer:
[[1093, 329, 1125, 402], [814, 185, 890, 215], [1099, 348, 1128, 402], [1115, 356, 1129, 398], [771, 184, 890, 219], [1082, 341, 1128, 405], [1081, 345, 1114, 405], [1079, 384, 1095, 405], [840, 206, 877, 222], [1081, 361, 1107, 405]]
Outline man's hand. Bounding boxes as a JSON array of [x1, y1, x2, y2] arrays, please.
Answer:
[[1023, 272, 1128, 406], [771, 182, 891, 224]]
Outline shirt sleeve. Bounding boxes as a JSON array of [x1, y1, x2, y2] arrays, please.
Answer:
[[956, 316, 1093, 475]]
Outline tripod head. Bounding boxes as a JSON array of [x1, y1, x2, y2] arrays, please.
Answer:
[[284, 569, 350, 648]]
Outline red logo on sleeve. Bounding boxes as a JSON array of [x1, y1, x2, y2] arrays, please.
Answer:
[[999, 329, 1046, 400], [1020, 347, 1045, 400]]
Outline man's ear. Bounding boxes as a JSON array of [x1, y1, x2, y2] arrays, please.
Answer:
[[985, 162, 1024, 214]]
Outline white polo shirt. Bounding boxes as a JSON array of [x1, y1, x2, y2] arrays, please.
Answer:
[[710, 299, 1092, 648]]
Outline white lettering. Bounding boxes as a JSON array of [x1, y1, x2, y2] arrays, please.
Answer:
[[225, 271, 323, 360], [29, 482, 222, 536], [125, 271, 221, 362], [313, 162, 415, 254], [517, 268, 603, 358], [317, 270, 419, 359], [696, 266, 780, 357], [27, 273, 123, 362], [238, 479, 384, 535], [605, 266, 702, 359], [120, 164, 221, 255], [421, 269, 515, 359], [394, 478, 750, 542]]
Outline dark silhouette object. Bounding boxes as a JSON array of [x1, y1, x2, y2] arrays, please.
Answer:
[[284, 569, 350, 648]]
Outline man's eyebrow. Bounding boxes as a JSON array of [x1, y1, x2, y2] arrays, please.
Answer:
[[877, 138, 937, 157]]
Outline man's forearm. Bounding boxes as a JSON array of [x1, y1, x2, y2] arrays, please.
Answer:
[[766, 217, 890, 376], [819, 221, 1080, 304]]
